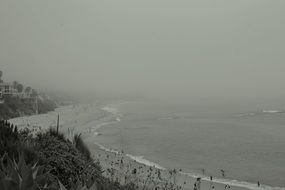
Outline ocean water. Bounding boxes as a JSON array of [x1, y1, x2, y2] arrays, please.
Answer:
[[93, 100, 285, 188]]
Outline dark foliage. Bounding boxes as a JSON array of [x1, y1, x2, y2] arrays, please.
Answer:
[[38, 98, 57, 114], [0, 97, 34, 119], [47, 127, 66, 141], [0, 96, 57, 120], [0, 120, 38, 164], [73, 134, 91, 161], [34, 131, 102, 189], [0, 120, 137, 190], [0, 153, 52, 190]]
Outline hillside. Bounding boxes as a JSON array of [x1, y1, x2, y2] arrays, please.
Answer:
[[0, 96, 57, 120]]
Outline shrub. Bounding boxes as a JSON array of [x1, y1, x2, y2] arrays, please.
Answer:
[[0, 96, 57, 120], [47, 128, 66, 141], [0, 120, 138, 190], [73, 134, 91, 161], [38, 98, 57, 114], [0, 153, 51, 190], [0, 120, 38, 165], [34, 131, 101, 189]]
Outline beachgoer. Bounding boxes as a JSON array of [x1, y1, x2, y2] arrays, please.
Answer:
[[194, 183, 197, 190], [196, 178, 201, 190], [209, 176, 213, 190], [258, 181, 260, 187], [220, 169, 225, 177]]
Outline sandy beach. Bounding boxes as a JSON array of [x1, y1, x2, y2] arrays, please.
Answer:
[[8, 103, 282, 190]]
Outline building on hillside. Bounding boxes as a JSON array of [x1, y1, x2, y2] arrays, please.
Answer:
[[0, 82, 18, 97]]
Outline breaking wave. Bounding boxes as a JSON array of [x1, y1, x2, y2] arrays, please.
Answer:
[[239, 109, 285, 117], [94, 141, 284, 190], [95, 103, 285, 190]]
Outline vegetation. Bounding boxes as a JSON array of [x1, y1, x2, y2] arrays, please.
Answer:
[[37, 98, 57, 115], [0, 120, 137, 190], [0, 120, 186, 190], [0, 153, 50, 190], [0, 120, 99, 189], [73, 134, 91, 161], [17, 83, 24, 93], [0, 70, 3, 83], [35, 129, 99, 189], [0, 96, 57, 120], [0, 97, 34, 119]]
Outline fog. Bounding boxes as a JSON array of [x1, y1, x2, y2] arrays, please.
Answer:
[[1, 0, 285, 100]]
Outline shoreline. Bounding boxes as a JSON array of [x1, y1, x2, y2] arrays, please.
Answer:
[[88, 140, 284, 190], [9, 103, 285, 190]]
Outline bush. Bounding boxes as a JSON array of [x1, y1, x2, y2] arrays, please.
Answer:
[[47, 128, 66, 141], [73, 134, 91, 161], [34, 131, 101, 189], [38, 98, 57, 114], [0, 153, 51, 190], [0, 120, 136, 190], [0, 120, 38, 165], [0, 96, 57, 120]]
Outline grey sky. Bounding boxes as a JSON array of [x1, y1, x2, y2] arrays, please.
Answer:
[[1, 0, 285, 99]]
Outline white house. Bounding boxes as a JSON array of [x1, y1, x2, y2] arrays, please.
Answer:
[[0, 82, 18, 97]]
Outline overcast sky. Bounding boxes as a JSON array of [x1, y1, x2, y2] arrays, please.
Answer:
[[1, 0, 285, 100]]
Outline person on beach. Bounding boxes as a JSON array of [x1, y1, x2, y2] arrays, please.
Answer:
[[196, 178, 201, 190], [194, 183, 197, 190], [258, 181, 260, 187], [209, 176, 213, 190], [225, 184, 230, 190], [220, 169, 225, 177]]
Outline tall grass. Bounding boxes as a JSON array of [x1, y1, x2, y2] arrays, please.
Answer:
[[73, 134, 91, 161], [47, 127, 66, 141]]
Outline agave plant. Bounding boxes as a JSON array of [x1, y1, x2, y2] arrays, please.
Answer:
[[58, 180, 98, 190], [0, 153, 50, 190]]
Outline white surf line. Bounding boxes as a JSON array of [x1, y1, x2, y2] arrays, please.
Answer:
[[180, 172, 285, 190], [91, 102, 125, 135], [94, 141, 284, 190], [93, 102, 285, 190]]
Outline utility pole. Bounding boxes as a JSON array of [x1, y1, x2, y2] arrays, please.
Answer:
[[57, 114, 59, 134], [35, 96, 38, 114]]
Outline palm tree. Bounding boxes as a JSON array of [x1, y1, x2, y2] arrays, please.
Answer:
[[25, 86, 31, 94], [31, 89, 38, 97], [16, 84, 24, 93], [13, 81, 18, 89]]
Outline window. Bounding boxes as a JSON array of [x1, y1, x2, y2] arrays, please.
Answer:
[[4, 85, 9, 93]]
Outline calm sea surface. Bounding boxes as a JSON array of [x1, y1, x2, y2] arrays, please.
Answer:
[[94, 100, 285, 187]]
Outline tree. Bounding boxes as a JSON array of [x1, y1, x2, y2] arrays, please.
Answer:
[[31, 89, 38, 97], [16, 84, 23, 93], [13, 81, 18, 89], [25, 86, 31, 94], [0, 70, 2, 83]]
